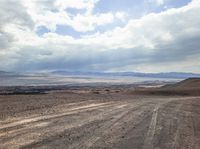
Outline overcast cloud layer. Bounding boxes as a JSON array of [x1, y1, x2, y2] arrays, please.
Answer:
[[0, 0, 200, 73]]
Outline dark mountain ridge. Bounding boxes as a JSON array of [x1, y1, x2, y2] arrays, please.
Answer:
[[51, 71, 200, 79]]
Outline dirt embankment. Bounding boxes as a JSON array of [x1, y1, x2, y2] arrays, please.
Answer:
[[134, 78, 200, 96]]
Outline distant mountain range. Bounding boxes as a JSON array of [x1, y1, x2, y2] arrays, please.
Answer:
[[1, 70, 200, 79], [51, 71, 200, 79], [0, 71, 19, 76]]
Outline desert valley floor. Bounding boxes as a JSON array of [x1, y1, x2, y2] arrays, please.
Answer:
[[0, 86, 200, 149]]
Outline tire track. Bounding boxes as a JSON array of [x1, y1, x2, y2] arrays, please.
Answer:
[[142, 105, 159, 149], [0, 101, 131, 148], [171, 103, 182, 149], [73, 102, 156, 149], [0, 102, 114, 130]]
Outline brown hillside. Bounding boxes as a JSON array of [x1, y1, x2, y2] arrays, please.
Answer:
[[134, 78, 200, 96], [162, 78, 200, 89]]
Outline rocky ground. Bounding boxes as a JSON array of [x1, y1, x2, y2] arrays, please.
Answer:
[[0, 87, 200, 149]]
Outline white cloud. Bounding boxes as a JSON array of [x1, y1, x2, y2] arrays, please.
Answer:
[[54, 0, 99, 12], [0, 0, 200, 73], [148, 0, 168, 6], [115, 11, 127, 22], [20, 0, 124, 33], [67, 12, 115, 32], [156, 0, 165, 5]]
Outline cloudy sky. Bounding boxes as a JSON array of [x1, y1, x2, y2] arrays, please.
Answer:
[[0, 0, 200, 73]]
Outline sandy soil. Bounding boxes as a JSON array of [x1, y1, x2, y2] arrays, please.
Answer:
[[0, 88, 200, 149]]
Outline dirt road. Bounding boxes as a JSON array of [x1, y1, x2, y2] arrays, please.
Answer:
[[0, 90, 200, 149]]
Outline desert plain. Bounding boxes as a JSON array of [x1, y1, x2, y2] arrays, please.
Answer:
[[0, 78, 200, 149]]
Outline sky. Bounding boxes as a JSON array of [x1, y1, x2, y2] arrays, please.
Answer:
[[0, 0, 200, 73]]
